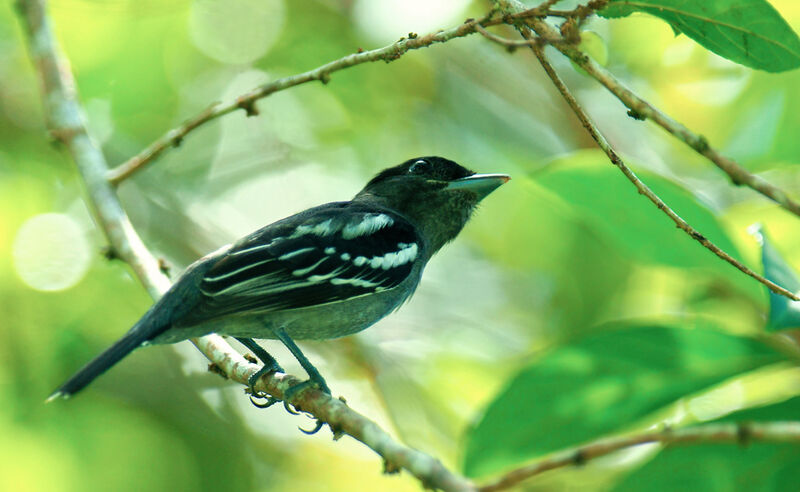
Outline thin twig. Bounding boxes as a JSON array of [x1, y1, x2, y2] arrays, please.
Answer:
[[531, 40, 799, 301], [479, 421, 800, 491], [524, 16, 800, 220], [18, 1, 477, 489], [475, 24, 555, 47], [491, 0, 799, 301], [106, 6, 557, 184], [198, 335, 477, 491]]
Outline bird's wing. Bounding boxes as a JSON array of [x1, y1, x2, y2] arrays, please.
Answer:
[[181, 204, 422, 324]]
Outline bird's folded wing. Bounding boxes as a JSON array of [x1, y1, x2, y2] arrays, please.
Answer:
[[182, 207, 422, 323]]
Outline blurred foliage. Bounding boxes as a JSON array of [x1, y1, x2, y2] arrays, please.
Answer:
[[755, 226, 800, 330], [616, 396, 800, 491], [463, 322, 784, 477], [2, 0, 800, 491]]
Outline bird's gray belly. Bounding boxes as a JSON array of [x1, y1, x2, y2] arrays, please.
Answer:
[[156, 272, 420, 342]]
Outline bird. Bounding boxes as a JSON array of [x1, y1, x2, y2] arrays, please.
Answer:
[[48, 156, 509, 403]]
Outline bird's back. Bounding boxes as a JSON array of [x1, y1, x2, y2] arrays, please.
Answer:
[[153, 201, 426, 342]]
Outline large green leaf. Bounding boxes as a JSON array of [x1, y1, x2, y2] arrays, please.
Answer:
[[462, 322, 782, 478], [470, 173, 636, 339], [615, 396, 800, 491], [600, 0, 800, 72], [753, 226, 800, 330], [533, 152, 759, 299]]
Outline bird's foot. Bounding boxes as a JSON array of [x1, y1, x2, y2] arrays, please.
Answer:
[[282, 375, 331, 434], [283, 373, 331, 403], [246, 360, 284, 409]]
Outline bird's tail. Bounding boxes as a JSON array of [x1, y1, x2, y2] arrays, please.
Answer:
[[47, 316, 163, 401]]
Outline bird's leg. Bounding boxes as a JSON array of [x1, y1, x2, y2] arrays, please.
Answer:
[[273, 327, 331, 399], [235, 337, 283, 408], [272, 328, 331, 435]]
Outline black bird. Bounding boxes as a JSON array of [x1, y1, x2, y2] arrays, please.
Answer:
[[49, 156, 509, 402]]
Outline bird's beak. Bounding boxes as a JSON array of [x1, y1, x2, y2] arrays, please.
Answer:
[[446, 173, 510, 200]]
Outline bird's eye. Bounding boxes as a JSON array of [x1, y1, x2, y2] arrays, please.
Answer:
[[409, 159, 431, 175]]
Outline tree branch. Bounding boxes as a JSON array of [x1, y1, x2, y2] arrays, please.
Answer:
[[105, 6, 559, 185], [18, 1, 476, 489], [524, 12, 800, 220], [478, 421, 800, 491], [492, 0, 799, 301]]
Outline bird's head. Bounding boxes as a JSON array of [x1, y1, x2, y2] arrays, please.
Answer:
[[354, 156, 509, 255]]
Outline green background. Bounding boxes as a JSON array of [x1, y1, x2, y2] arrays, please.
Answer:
[[2, 0, 800, 490]]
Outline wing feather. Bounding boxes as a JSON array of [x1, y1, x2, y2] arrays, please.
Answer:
[[181, 204, 422, 325]]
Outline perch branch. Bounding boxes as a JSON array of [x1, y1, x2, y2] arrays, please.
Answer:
[[479, 421, 800, 491], [491, 0, 799, 301], [18, 1, 476, 489], [525, 14, 800, 219], [105, 5, 559, 184]]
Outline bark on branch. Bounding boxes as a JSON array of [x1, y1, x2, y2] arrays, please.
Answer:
[[480, 421, 800, 491], [491, 0, 799, 302], [104, 6, 554, 184]]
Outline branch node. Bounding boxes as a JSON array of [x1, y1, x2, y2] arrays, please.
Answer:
[[572, 449, 587, 466], [383, 459, 402, 475], [48, 126, 82, 144], [559, 17, 581, 44], [408, 31, 418, 39], [737, 422, 753, 447], [318, 72, 331, 85], [690, 231, 706, 242], [237, 98, 259, 117], [101, 245, 119, 261], [157, 257, 171, 277], [330, 423, 345, 441], [384, 51, 403, 63], [207, 362, 228, 379], [588, 0, 610, 10], [695, 135, 710, 153], [626, 109, 646, 121]]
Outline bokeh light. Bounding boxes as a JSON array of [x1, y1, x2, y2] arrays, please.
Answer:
[[352, 0, 472, 44], [12, 213, 91, 292], [189, 0, 286, 64]]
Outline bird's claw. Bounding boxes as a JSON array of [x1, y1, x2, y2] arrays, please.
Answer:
[[249, 394, 279, 409], [282, 376, 331, 419], [283, 400, 301, 415], [245, 360, 284, 409], [299, 419, 325, 435], [283, 376, 331, 402]]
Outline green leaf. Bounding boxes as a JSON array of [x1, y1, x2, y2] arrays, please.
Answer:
[[462, 322, 782, 478], [600, 0, 800, 72], [471, 174, 636, 338], [752, 226, 800, 330], [533, 151, 758, 299], [615, 397, 800, 491], [716, 394, 800, 421]]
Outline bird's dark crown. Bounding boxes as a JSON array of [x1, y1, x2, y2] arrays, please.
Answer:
[[363, 156, 475, 190]]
